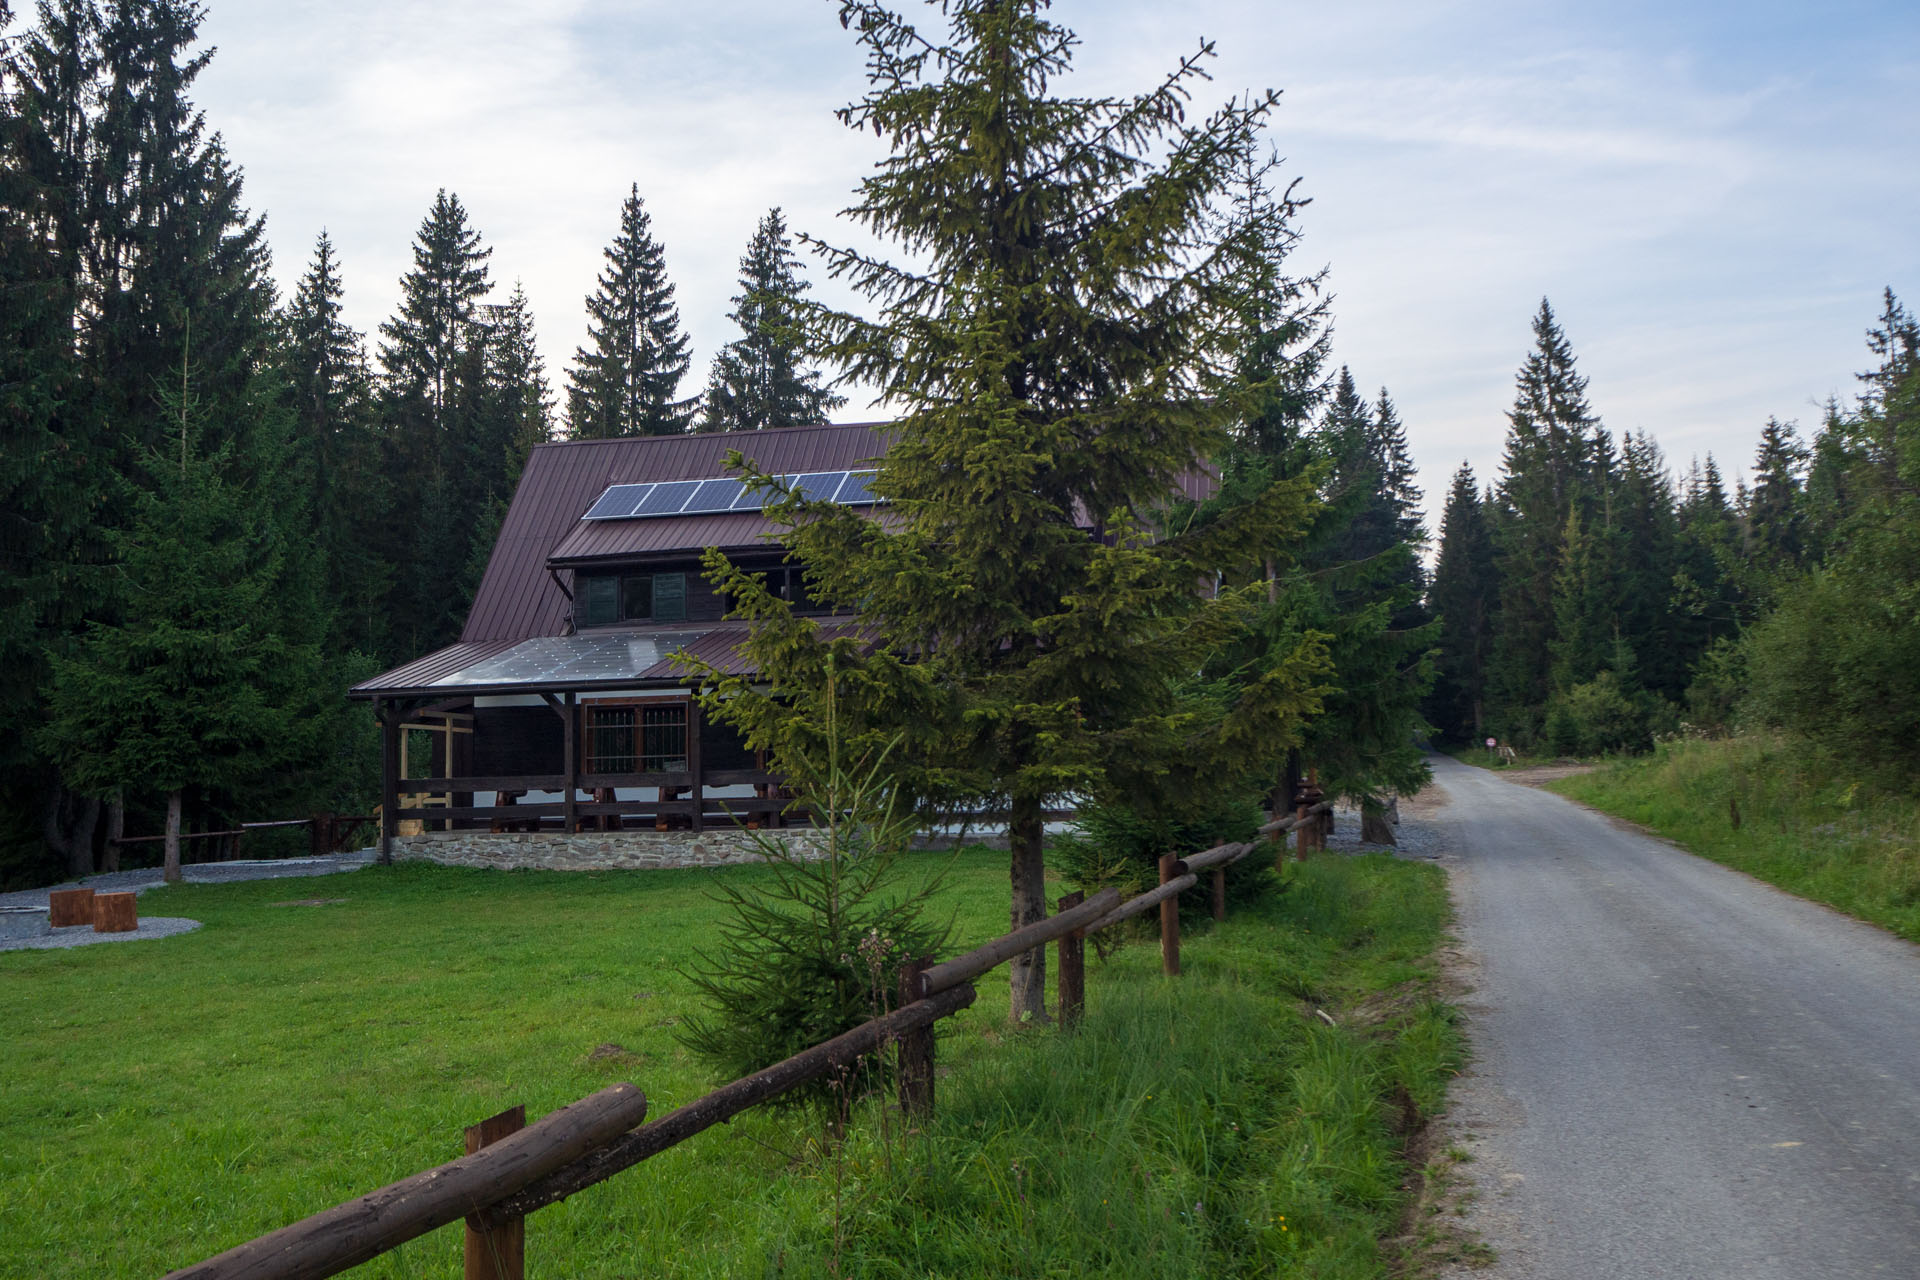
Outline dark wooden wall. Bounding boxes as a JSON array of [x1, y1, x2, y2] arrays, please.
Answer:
[[473, 706, 566, 776]]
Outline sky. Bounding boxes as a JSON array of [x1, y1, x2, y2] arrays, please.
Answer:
[[184, 0, 1919, 531]]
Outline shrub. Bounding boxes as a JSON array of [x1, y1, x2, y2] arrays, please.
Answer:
[[1542, 671, 1676, 757], [677, 726, 950, 1114]]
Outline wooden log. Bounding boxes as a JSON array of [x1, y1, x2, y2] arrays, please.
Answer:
[[1083, 873, 1196, 935], [1211, 867, 1226, 922], [918, 888, 1121, 997], [464, 1107, 525, 1280], [92, 892, 137, 933], [896, 957, 934, 1120], [1056, 891, 1085, 1030], [1159, 854, 1181, 977], [48, 888, 94, 928], [1183, 841, 1249, 871], [162, 1083, 647, 1280], [480, 984, 978, 1229]]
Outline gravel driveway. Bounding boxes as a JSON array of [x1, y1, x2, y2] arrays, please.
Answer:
[[1428, 754, 1920, 1279]]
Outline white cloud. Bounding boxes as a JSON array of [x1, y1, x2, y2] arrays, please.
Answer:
[[185, 0, 1919, 522]]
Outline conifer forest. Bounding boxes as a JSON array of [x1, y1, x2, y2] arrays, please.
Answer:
[[2, 0, 1915, 892]]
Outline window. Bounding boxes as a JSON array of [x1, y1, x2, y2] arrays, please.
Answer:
[[578, 571, 689, 626], [582, 576, 618, 626], [586, 701, 688, 774]]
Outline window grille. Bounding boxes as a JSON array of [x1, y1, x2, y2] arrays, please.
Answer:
[[586, 702, 688, 774]]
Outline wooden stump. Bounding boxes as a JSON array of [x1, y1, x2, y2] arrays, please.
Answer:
[[92, 892, 137, 933], [48, 888, 95, 928]]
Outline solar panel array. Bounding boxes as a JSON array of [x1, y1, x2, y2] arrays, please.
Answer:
[[582, 471, 884, 521]]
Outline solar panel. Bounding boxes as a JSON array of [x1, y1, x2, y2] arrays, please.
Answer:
[[584, 484, 651, 519], [791, 471, 846, 502], [834, 471, 880, 505], [582, 471, 888, 521], [635, 480, 701, 516], [685, 477, 744, 513]]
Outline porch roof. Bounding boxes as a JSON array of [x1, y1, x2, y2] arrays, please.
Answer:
[[349, 619, 869, 700], [350, 625, 751, 700]]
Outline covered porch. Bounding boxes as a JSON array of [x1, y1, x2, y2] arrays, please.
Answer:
[[353, 627, 806, 863]]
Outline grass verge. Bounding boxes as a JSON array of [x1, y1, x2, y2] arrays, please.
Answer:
[[1, 849, 1458, 1278], [1551, 734, 1920, 944]]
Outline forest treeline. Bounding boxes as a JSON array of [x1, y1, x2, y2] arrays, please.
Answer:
[[1426, 291, 1920, 782], [0, 0, 1436, 888], [0, 2, 848, 884]]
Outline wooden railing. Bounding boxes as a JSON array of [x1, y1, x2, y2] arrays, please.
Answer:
[[162, 801, 1334, 1280]]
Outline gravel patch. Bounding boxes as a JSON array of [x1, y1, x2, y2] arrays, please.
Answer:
[[1320, 802, 1449, 862], [0, 852, 376, 952], [0, 917, 202, 953], [0, 851, 377, 910]]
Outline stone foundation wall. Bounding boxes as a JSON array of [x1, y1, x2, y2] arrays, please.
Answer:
[[390, 826, 824, 872]]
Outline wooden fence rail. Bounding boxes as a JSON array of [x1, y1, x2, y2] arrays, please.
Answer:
[[162, 798, 1349, 1280], [163, 1084, 648, 1280]]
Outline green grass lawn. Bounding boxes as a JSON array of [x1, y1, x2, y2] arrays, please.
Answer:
[[1551, 734, 1920, 944], [1, 847, 1459, 1278]]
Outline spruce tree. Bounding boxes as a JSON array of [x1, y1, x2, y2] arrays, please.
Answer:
[[1611, 430, 1680, 697], [1488, 299, 1604, 739], [689, 1, 1328, 1024], [376, 190, 494, 653], [41, 358, 326, 882], [1745, 417, 1808, 577], [1425, 466, 1498, 741], [460, 283, 555, 597], [703, 208, 845, 431], [1285, 373, 1435, 802], [567, 184, 695, 438], [281, 232, 386, 655]]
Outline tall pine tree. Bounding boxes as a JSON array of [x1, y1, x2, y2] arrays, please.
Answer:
[[567, 184, 694, 438], [376, 190, 494, 654], [691, 0, 1329, 1025], [703, 207, 844, 431], [280, 231, 386, 655], [1425, 465, 1498, 741], [1488, 298, 1604, 739]]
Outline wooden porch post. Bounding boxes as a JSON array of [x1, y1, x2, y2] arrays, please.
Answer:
[[686, 698, 703, 834], [378, 699, 399, 865], [563, 692, 578, 836]]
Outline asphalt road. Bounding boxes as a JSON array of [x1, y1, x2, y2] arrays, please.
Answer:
[[1429, 754, 1920, 1279]]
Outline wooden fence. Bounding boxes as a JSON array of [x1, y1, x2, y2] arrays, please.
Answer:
[[162, 802, 1333, 1280], [109, 816, 378, 864]]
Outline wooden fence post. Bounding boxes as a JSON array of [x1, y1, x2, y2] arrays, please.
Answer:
[[463, 1105, 526, 1280], [1158, 853, 1181, 977], [1056, 891, 1085, 1028], [1295, 802, 1311, 860], [1211, 867, 1226, 922], [897, 957, 935, 1121]]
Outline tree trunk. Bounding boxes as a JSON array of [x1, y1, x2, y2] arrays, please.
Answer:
[[163, 790, 183, 884], [104, 797, 124, 873], [42, 785, 100, 880], [1006, 794, 1049, 1026]]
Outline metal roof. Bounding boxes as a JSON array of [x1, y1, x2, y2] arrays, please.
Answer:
[[461, 422, 891, 644], [351, 620, 874, 698]]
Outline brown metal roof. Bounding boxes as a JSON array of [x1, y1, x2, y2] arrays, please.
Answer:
[[461, 422, 892, 644], [348, 638, 520, 696]]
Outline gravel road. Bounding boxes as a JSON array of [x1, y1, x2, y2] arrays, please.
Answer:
[[1430, 754, 1920, 1279]]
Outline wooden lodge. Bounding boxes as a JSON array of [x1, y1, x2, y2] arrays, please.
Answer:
[[349, 423, 888, 858]]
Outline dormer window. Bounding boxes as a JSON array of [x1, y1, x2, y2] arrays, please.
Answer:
[[581, 572, 688, 626]]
